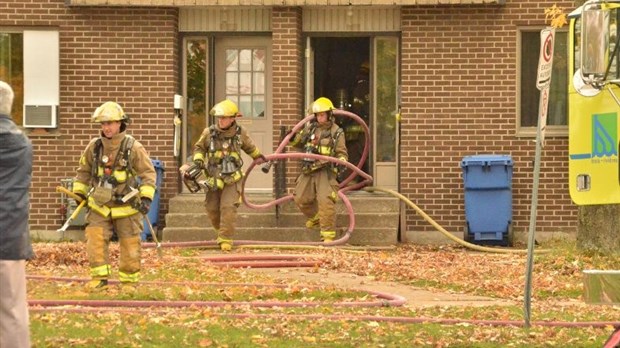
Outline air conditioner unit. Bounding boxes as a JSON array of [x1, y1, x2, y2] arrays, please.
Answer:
[[23, 105, 58, 128]]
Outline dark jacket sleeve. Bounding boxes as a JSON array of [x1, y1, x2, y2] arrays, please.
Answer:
[[0, 116, 34, 260]]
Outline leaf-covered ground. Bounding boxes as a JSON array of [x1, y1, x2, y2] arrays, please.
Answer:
[[26, 239, 620, 347]]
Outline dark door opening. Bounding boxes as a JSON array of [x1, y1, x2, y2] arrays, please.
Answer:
[[312, 37, 371, 179]]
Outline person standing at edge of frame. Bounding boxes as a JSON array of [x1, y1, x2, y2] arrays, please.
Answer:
[[0, 80, 34, 348]]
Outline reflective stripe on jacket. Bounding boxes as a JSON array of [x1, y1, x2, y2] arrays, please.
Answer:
[[192, 123, 262, 185], [73, 131, 156, 218]]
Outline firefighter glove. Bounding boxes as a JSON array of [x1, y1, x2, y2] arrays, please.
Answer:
[[194, 158, 204, 168], [139, 198, 151, 215]]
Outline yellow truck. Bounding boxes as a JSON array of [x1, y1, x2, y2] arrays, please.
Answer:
[[569, 0, 620, 205], [569, 0, 620, 306]]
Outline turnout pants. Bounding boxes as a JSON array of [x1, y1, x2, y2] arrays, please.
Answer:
[[85, 211, 143, 282], [205, 181, 242, 241], [294, 168, 339, 232]]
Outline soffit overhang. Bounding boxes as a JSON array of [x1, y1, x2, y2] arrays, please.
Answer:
[[66, 0, 504, 7]]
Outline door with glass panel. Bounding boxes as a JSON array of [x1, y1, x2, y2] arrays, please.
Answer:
[[214, 36, 273, 192], [372, 37, 399, 190], [183, 37, 210, 176]]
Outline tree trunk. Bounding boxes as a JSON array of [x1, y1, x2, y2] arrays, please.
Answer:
[[577, 204, 620, 255]]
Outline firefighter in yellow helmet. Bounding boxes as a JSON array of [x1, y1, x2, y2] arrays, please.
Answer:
[[73, 101, 156, 290], [289, 97, 348, 242], [191, 99, 267, 251]]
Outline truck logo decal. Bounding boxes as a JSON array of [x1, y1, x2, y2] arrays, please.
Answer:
[[570, 112, 618, 160], [592, 113, 617, 158]]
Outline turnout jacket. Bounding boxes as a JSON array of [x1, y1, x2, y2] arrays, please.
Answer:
[[0, 114, 34, 260], [192, 122, 263, 185], [73, 131, 156, 218], [290, 120, 348, 172]]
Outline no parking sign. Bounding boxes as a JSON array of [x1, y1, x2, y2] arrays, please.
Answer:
[[536, 27, 555, 144], [536, 28, 555, 90]]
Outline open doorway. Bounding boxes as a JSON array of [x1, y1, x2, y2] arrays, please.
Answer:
[[311, 37, 371, 179]]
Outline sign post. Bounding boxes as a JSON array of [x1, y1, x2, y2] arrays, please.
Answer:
[[538, 85, 550, 144], [524, 27, 555, 329]]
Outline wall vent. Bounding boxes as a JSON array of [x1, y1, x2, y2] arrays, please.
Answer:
[[23, 105, 58, 128]]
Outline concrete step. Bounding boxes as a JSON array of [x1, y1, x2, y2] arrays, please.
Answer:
[[165, 211, 399, 229], [168, 192, 400, 214], [161, 191, 401, 246], [160, 226, 398, 246]]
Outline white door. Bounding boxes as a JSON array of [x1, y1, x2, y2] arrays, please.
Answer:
[[215, 37, 273, 193]]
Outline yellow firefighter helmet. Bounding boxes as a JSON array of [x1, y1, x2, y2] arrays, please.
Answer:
[[92, 101, 128, 123], [310, 97, 335, 114], [210, 99, 239, 117]]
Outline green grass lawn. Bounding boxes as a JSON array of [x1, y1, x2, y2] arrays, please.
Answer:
[[26, 239, 619, 347]]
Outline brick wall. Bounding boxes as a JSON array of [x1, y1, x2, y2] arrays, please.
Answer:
[[400, 2, 577, 238], [2, 0, 179, 232], [3, 0, 579, 238], [271, 7, 304, 190]]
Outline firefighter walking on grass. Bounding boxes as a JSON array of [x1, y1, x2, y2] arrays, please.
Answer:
[[191, 99, 267, 251], [290, 97, 348, 242], [72, 101, 156, 290]]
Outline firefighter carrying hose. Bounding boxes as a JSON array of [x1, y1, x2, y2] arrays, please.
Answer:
[[191, 99, 267, 251], [290, 97, 348, 242], [72, 101, 156, 290]]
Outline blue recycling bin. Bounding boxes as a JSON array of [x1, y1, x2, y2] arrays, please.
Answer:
[[142, 159, 164, 241], [461, 155, 513, 245]]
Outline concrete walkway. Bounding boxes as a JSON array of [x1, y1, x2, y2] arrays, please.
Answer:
[[252, 267, 513, 308]]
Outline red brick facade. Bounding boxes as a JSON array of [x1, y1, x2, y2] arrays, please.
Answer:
[[2, 0, 578, 239], [400, 3, 576, 238], [1, 2, 179, 231], [271, 7, 304, 188]]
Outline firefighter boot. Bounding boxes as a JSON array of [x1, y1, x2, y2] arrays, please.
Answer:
[[305, 214, 320, 229], [86, 278, 108, 290], [217, 237, 233, 252], [320, 230, 336, 243]]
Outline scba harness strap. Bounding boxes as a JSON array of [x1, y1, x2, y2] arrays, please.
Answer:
[[206, 125, 244, 185], [207, 124, 242, 154], [301, 125, 344, 174], [92, 135, 136, 181]]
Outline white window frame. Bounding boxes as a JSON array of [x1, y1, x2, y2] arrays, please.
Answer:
[[0, 28, 59, 128], [516, 27, 569, 138]]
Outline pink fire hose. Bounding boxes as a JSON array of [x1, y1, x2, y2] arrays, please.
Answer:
[[144, 109, 372, 249]]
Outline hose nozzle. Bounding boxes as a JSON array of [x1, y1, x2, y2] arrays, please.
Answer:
[[261, 161, 273, 174]]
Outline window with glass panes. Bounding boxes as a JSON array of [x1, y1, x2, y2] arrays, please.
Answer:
[[519, 29, 568, 129], [224, 48, 266, 118]]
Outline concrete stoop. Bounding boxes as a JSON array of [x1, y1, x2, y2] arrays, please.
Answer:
[[161, 192, 400, 246]]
